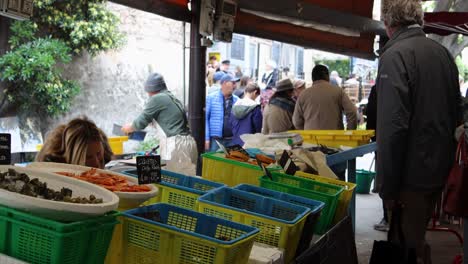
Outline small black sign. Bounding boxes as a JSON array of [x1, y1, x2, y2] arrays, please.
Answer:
[[0, 134, 11, 165], [278, 150, 298, 175], [136, 155, 161, 184]]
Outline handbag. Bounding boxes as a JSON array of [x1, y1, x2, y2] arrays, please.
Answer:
[[444, 134, 468, 217], [369, 205, 417, 264]]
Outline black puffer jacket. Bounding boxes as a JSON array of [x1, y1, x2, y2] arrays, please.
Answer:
[[376, 25, 462, 200]]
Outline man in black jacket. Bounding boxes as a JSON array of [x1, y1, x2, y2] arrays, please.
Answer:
[[377, 1, 462, 263]]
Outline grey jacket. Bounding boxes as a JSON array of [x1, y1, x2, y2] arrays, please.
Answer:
[[376, 25, 462, 199]]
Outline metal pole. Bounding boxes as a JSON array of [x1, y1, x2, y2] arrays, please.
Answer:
[[188, 0, 206, 175], [182, 22, 186, 107]]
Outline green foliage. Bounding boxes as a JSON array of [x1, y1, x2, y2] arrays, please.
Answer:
[[135, 138, 160, 152], [33, 0, 125, 56], [0, 33, 80, 116], [0, 0, 124, 117], [315, 59, 351, 79], [456, 56, 468, 80]]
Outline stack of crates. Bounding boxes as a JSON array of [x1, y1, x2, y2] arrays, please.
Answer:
[[201, 152, 281, 186], [197, 186, 311, 263], [121, 203, 259, 264], [259, 172, 344, 234], [0, 204, 118, 264], [234, 184, 325, 256], [295, 171, 356, 224]]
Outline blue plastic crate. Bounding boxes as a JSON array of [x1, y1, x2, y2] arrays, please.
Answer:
[[197, 187, 311, 263], [123, 169, 225, 209], [122, 203, 259, 264], [123, 169, 225, 194], [234, 184, 325, 255]]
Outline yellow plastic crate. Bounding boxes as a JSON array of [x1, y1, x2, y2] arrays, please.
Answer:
[[121, 204, 258, 264], [295, 171, 356, 224], [108, 136, 129, 155], [202, 152, 281, 186], [289, 130, 375, 147], [36, 136, 129, 155], [198, 187, 310, 263]]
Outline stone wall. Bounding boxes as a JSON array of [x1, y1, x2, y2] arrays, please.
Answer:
[[50, 3, 189, 136]]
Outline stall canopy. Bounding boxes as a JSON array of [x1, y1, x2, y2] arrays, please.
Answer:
[[424, 12, 468, 36], [111, 0, 380, 59]]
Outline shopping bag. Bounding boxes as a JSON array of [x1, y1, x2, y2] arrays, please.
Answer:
[[369, 206, 417, 264], [444, 135, 468, 217]]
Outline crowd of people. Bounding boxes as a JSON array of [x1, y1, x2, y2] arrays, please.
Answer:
[[34, 1, 463, 263], [205, 57, 358, 150]]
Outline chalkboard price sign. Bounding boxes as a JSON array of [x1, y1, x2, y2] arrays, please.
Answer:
[[136, 155, 161, 184], [0, 134, 11, 165]]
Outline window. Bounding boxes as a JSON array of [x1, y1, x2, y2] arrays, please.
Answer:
[[271, 42, 281, 65], [230, 35, 245, 60], [296, 48, 304, 78], [249, 43, 257, 77]]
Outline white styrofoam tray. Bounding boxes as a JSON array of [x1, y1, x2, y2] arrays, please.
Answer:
[[0, 165, 119, 221], [27, 162, 158, 209]]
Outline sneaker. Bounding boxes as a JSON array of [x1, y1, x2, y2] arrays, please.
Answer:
[[374, 218, 390, 232]]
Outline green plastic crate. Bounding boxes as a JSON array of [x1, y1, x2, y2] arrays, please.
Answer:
[[259, 173, 343, 234], [0, 205, 119, 264]]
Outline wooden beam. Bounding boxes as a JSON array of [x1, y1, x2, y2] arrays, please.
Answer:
[[235, 11, 376, 60], [110, 0, 191, 22]]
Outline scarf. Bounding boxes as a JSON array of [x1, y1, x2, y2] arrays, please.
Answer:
[[269, 97, 295, 114]]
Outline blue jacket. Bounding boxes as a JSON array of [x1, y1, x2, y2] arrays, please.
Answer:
[[206, 91, 238, 140], [229, 98, 262, 145]]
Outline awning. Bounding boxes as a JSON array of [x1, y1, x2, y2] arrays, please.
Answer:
[[110, 0, 378, 59], [424, 12, 468, 36]]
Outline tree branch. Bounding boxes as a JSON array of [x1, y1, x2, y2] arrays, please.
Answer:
[[434, 0, 454, 12]]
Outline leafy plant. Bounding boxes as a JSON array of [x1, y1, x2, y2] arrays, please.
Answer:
[[315, 59, 351, 80], [0, 23, 80, 116], [33, 0, 125, 56], [0, 0, 124, 116]]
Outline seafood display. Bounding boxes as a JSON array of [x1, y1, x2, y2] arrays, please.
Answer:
[[57, 168, 152, 192], [0, 168, 103, 204]]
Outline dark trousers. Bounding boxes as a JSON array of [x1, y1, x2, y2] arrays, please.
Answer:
[[387, 191, 439, 264]]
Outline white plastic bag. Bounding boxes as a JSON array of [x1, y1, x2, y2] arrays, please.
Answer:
[[165, 135, 198, 175]]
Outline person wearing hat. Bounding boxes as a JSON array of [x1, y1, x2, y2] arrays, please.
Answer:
[[207, 71, 225, 95], [293, 65, 357, 131], [293, 79, 306, 101], [206, 74, 239, 151], [262, 78, 296, 134], [122, 73, 197, 163], [219, 60, 232, 75]]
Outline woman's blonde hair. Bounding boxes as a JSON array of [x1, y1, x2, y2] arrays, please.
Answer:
[[36, 117, 113, 168], [382, 0, 424, 28]]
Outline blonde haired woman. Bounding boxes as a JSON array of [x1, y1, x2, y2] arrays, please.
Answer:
[[36, 117, 113, 169]]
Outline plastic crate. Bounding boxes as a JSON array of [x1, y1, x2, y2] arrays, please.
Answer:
[[295, 171, 356, 224], [122, 203, 259, 264], [234, 184, 324, 256], [122, 169, 226, 209], [108, 136, 129, 155], [0, 205, 118, 264], [259, 173, 343, 235], [198, 187, 311, 263], [288, 130, 375, 147], [201, 152, 281, 186]]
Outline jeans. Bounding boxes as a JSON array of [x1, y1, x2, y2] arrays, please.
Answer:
[[209, 138, 233, 152]]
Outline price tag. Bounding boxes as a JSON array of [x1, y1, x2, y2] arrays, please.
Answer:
[[278, 150, 298, 175], [136, 155, 161, 184], [0, 133, 11, 165]]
